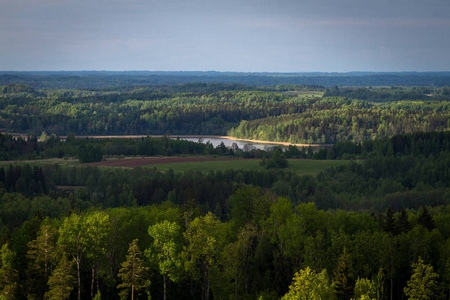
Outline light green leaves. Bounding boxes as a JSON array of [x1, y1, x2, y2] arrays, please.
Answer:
[[404, 257, 439, 300]]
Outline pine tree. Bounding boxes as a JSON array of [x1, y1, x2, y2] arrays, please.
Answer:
[[45, 254, 76, 300], [26, 224, 59, 299], [27, 224, 58, 281], [117, 239, 150, 300], [0, 244, 19, 299]]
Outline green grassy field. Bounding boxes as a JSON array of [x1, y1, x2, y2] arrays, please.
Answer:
[[282, 90, 324, 98], [0, 157, 351, 177], [0, 158, 80, 167], [152, 159, 350, 176]]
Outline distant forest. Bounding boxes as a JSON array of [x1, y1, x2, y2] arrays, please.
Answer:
[[1, 81, 449, 144], [2, 71, 450, 89]]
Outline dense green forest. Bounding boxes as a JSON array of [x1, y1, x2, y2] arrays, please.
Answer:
[[2, 71, 450, 89], [0, 131, 449, 299], [1, 82, 449, 143], [323, 86, 450, 102], [1, 74, 450, 299]]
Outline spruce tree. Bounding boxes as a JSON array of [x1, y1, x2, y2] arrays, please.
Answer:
[[396, 208, 411, 234], [417, 206, 435, 231], [332, 247, 354, 300], [383, 206, 396, 234]]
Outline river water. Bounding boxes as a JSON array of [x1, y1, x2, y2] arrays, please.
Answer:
[[68, 134, 326, 152], [172, 136, 288, 151]]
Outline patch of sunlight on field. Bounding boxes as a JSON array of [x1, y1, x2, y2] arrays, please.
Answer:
[[282, 90, 324, 98]]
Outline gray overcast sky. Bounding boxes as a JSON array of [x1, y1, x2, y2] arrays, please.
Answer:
[[1, 0, 449, 72]]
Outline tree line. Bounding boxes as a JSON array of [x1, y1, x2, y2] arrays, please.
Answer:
[[228, 98, 450, 144], [323, 86, 450, 102], [2, 71, 450, 89], [1, 83, 449, 143], [1, 192, 449, 299], [1, 131, 448, 227]]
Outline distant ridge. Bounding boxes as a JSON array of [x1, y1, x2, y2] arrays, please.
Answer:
[[1, 71, 450, 89]]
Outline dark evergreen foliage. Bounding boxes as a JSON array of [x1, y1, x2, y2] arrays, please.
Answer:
[[417, 206, 436, 231], [333, 248, 355, 300], [259, 149, 288, 169], [77, 144, 103, 163]]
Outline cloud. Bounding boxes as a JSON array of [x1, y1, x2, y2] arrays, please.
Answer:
[[289, 16, 450, 27], [1, 0, 450, 71]]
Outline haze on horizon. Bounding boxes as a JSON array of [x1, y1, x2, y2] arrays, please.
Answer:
[[1, 0, 450, 73]]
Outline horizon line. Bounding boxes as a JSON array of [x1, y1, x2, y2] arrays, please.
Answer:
[[2, 70, 450, 74]]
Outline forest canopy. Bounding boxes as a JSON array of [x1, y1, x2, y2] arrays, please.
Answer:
[[1, 81, 449, 144], [0, 73, 449, 299]]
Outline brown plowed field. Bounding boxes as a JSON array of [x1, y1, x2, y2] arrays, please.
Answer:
[[87, 157, 244, 167]]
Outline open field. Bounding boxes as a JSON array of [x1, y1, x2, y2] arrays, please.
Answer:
[[87, 156, 243, 167], [0, 156, 351, 176], [0, 158, 79, 167], [282, 90, 324, 97], [149, 158, 350, 176]]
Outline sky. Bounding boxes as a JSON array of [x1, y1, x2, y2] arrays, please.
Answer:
[[1, 0, 450, 72]]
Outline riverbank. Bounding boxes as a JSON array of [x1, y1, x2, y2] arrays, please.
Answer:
[[66, 135, 333, 148], [3, 132, 333, 148], [219, 136, 333, 148]]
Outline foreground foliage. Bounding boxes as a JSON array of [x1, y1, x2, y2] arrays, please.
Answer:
[[403, 257, 439, 300], [0, 199, 449, 299], [281, 267, 335, 300]]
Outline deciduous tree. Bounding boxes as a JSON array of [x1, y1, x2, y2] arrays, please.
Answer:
[[281, 267, 335, 300], [58, 211, 110, 300], [183, 212, 225, 300], [147, 220, 183, 300], [403, 257, 439, 300]]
